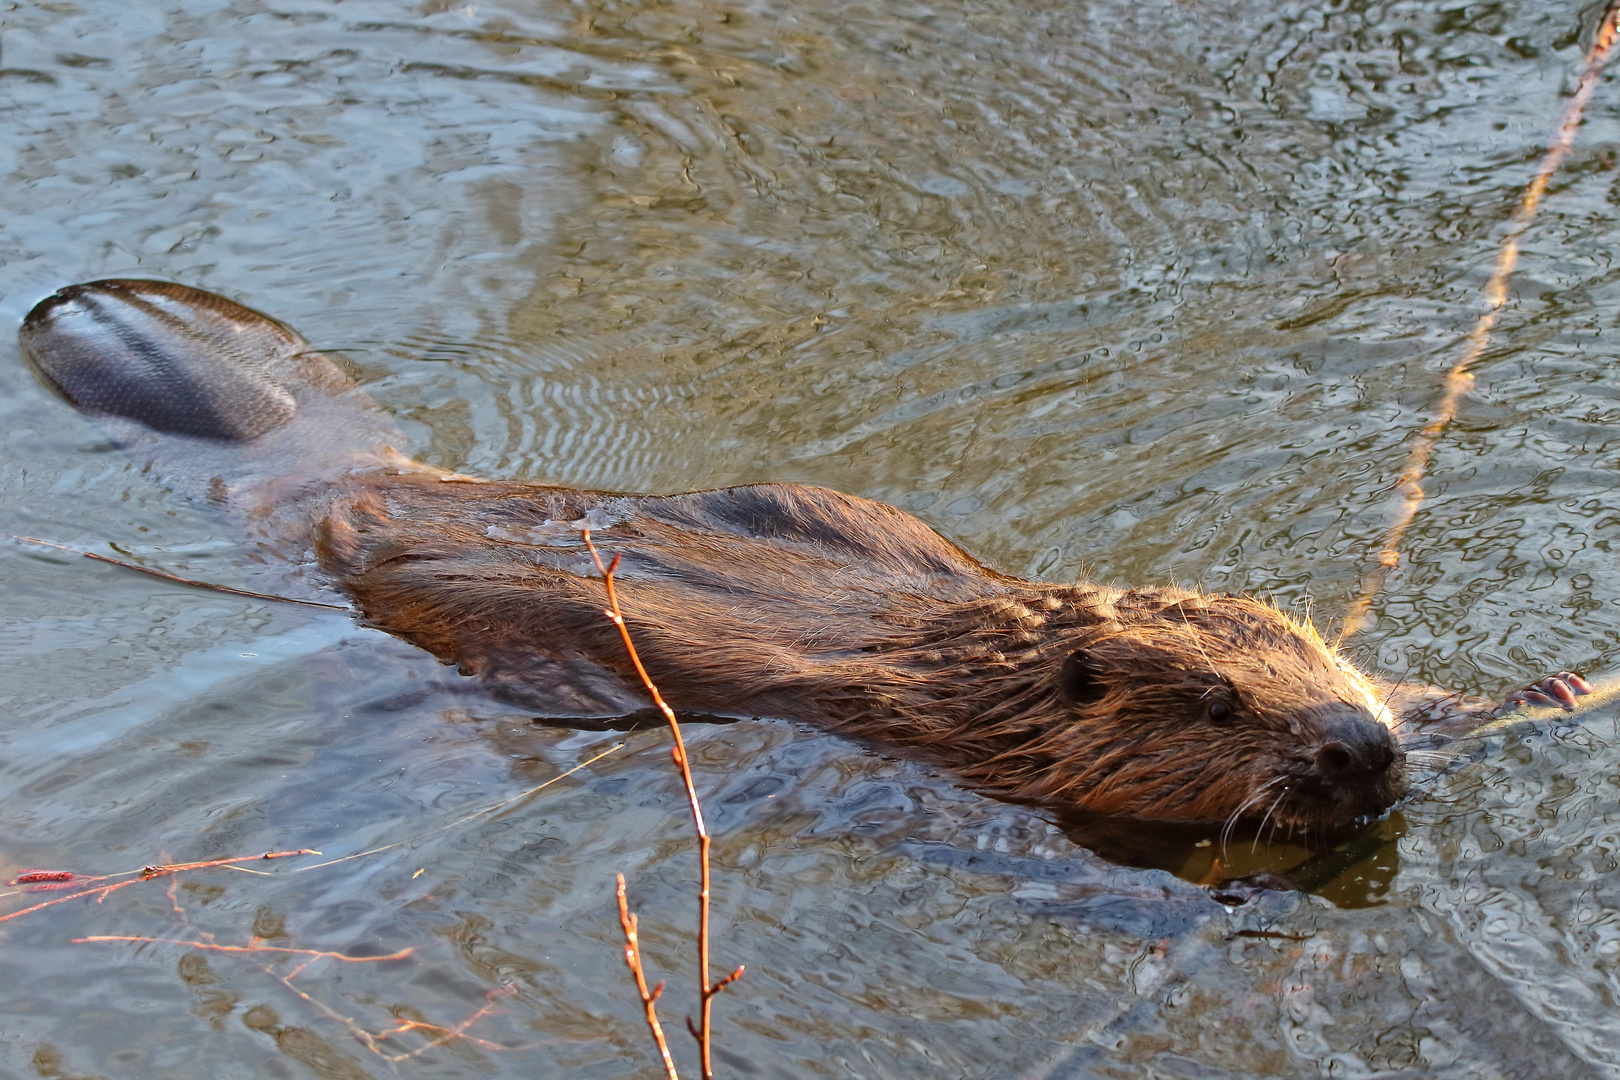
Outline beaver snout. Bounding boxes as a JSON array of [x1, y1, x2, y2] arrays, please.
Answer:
[[23, 278, 1455, 830], [1308, 708, 1399, 783]]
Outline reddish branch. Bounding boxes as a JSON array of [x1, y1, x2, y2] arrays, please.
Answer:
[[617, 873, 680, 1080], [73, 876, 511, 1065], [0, 850, 319, 925], [377, 989, 515, 1060], [585, 530, 744, 1080], [267, 960, 513, 1062]]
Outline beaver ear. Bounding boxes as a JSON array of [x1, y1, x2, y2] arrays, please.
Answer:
[[1058, 650, 1108, 706]]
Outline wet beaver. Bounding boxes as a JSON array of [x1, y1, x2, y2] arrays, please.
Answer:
[[17, 280, 1591, 833]]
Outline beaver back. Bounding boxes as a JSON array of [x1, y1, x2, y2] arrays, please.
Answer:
[[310, 470, 1405, 830], [20, 278, 1409, 831]]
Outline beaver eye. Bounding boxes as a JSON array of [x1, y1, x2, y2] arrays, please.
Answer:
[[1206, 699, 1233, 725]]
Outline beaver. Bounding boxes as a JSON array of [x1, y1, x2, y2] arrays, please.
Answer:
[[16, 279, 1591, 834]]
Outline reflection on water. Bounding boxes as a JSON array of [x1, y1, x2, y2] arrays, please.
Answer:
[[4, 0, 1620, 1075]]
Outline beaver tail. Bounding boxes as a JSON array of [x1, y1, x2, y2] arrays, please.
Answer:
[[19, 280, 402, 510], [20, 279, 357, 441]]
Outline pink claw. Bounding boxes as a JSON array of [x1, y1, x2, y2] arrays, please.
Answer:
[[1513, 672, 1594, 711], [1562, 672, 1595, 695]]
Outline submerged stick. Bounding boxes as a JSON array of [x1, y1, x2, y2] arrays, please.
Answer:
[[293, 741, 624, 874], [584, 530, 742, 1080], [1344, 0, 1620, 635], [73, 936, 413, 962], [6, 533, 349, 611]]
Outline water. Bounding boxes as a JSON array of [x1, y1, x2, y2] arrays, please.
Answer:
[[4, 0, 1620, 1076]]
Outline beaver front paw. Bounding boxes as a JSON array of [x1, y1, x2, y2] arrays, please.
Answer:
[[1507, 671, 1595, 711]]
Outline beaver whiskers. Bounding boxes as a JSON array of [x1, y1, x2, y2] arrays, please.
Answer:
[[19, 278, 1589, 831]]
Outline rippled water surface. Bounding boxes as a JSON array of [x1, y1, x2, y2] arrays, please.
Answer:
[[6, 0, 1620, 1076]]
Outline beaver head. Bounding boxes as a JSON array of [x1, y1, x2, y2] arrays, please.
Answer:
[[868, 587, 1403, 834]]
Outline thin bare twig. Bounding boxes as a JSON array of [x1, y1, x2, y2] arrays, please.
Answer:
[[584, 530, 742, 1080], [267, 961, 514, 1063], [114, 864, 517, 1064], [1344, 0, 1620, 635], [72, 936, 412, 962], [375, 988, 516, 1061], [6, 533, 349, 611], [617, 873, 680, 1080], [269, 959, 396, 1057], [293, 741, 625, 874], [0, 850, 319, 925]]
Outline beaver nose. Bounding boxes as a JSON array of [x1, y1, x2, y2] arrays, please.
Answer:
[[1312, 712, 1397, 781]]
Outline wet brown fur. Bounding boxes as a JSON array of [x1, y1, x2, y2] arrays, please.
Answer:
[[300, 472, 1412, 831], [22, 279, 1469, 833]]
